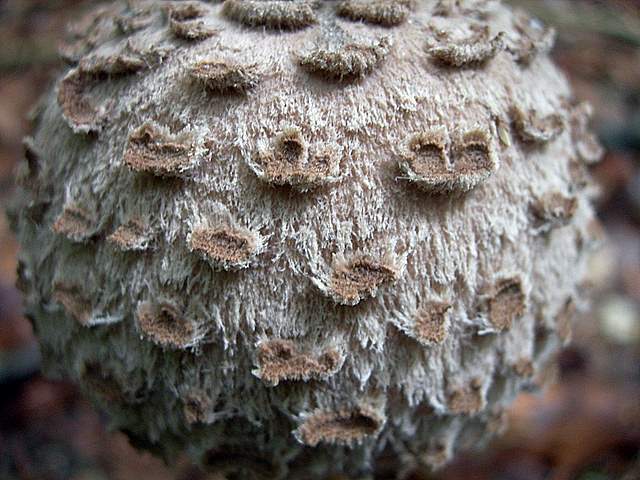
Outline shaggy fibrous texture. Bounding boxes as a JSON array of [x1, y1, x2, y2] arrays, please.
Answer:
[[9, 0, 604, 478]]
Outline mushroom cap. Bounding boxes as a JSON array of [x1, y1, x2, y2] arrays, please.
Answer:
[[10, 0, 603, 478]]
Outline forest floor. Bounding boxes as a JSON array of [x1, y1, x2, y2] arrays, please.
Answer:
[[0, 1, 639, 479]]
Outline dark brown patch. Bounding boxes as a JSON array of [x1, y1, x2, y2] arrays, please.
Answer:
[[107, 219, 154, 251], [251, 127, 341, 191], [447, 378, 484, 415], [488, 277, 526, 330], [123, 123, 193, 177], [52, 282, 92, 325], [511, 107, 564, 144], [299, 35, 391, 81], [190, 59, 260, 93], [531, 192, 578, 230], [222, 0, 319, 30], [296, 405, 385, 447], [329, 256, 398, 306], [136, 301, 196, 349], [189, 225, 258, 270], [336, 0, 415, 27], [52, 204, 96, 242], [413, 301, 451, 345], [255, 339, 342, 386]]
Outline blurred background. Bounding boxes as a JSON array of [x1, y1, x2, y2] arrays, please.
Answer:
[[0, 1, 639, 479]]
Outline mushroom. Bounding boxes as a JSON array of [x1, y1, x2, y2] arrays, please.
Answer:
[[9, 0, 603, 477]]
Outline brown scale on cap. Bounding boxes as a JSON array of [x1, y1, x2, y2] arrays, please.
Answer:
[[328, 255, 399, 306], [450, 129, 497, 191], [189, 59, 261, 94], [400, 128, 496, 193], [52, 204, 96, 243], [428, 29, 505, 68], [222, 0, 319, 30], [446, 377, 484, 415], [487, 277, 526, 331], [107, 219, 154, 252], [336, 0, 415, 27], [531, 192, 578, 230], [296, 405, 385, 447], [250, 127, 341, 191], [57, 54, 146, 133], [399, 129, 451, 192], [255, 339, 343, 386], [136, 301, 196, 349], [189, 225, 259, 271], [413, 301, 452, 345], [298, 34, 391, 81], [168, 2, 217, 40], [123, 123, 194, 177], [58, 70, 101, 132], [52, 282, 93, 325], [77, 50, 146, 74], [510, 106, 565, 144]]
